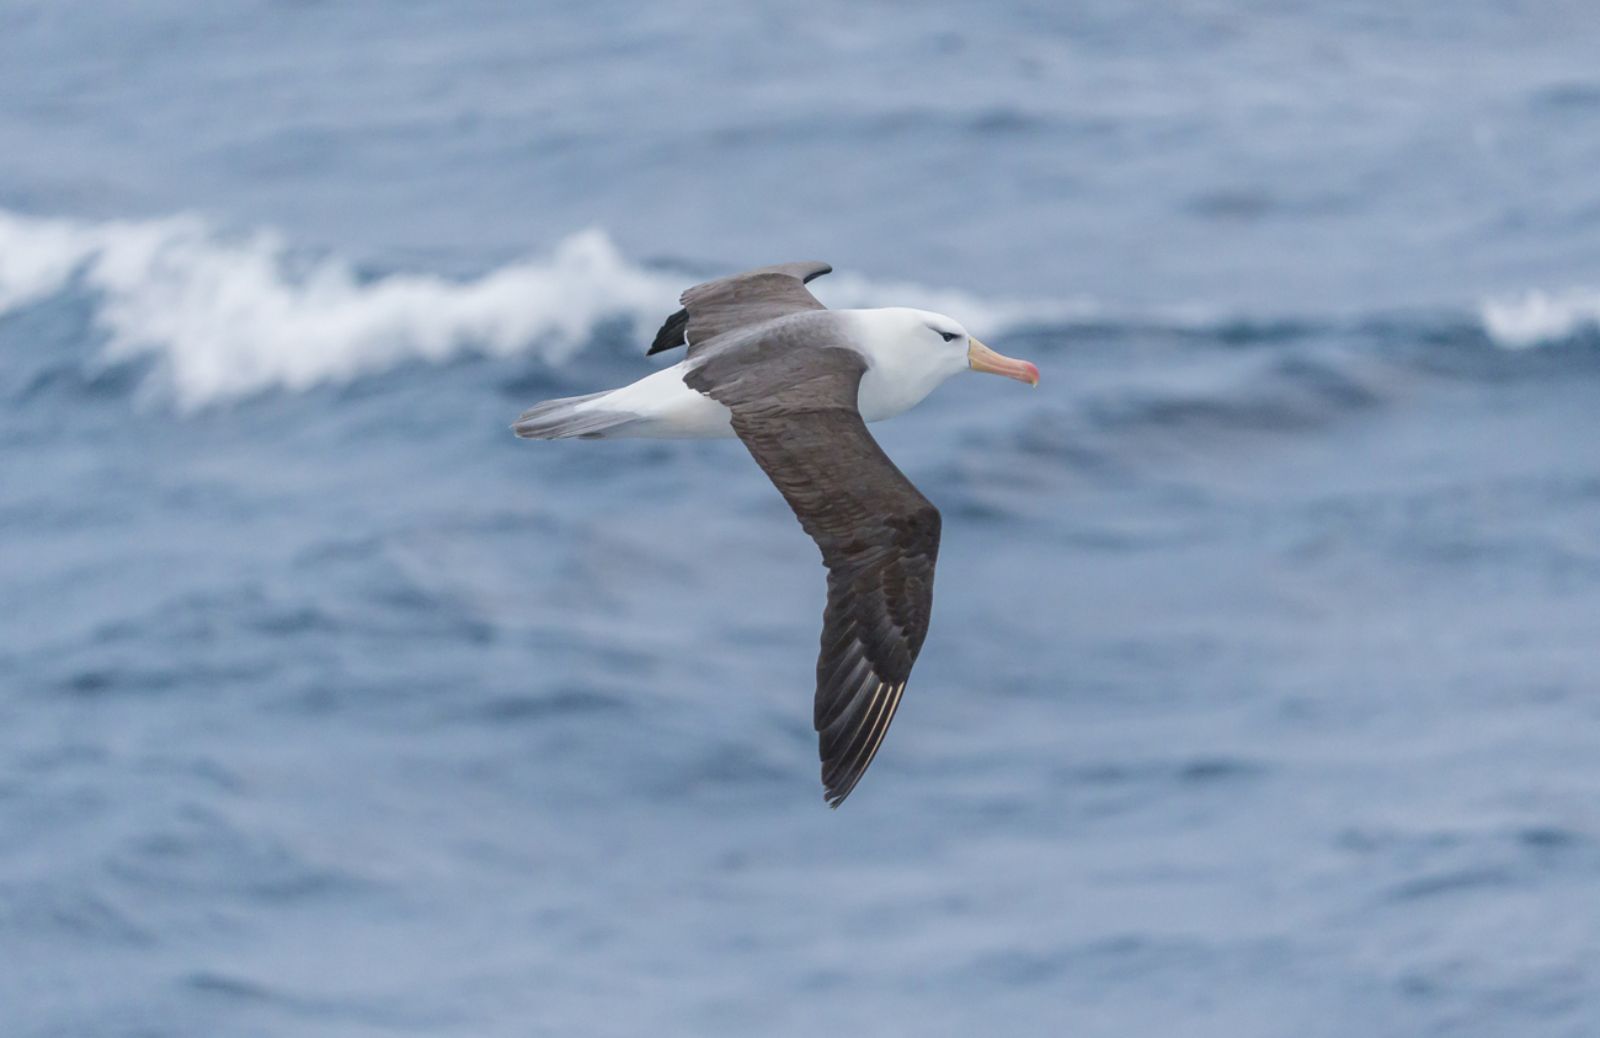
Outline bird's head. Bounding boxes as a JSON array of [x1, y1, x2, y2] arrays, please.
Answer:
[[852, 307, 1039, 394]]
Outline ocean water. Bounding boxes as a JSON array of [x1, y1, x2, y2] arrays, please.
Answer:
[[4, 2, 1600, 1035]]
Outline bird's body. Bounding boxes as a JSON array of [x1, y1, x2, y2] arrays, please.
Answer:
[[519, 307, 979, 440], [514, 262, 1038, 805]]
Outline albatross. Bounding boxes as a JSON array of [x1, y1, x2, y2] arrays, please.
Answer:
[[513, 261, 1039, 806]]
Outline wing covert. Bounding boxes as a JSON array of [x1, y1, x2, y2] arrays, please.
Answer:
[[647, 260, 832, 356]]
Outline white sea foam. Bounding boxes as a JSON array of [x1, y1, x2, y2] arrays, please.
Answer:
[[0, 209, 689, 407], [1479, 288, 1600, 350], [0, 208, 1090, 409]]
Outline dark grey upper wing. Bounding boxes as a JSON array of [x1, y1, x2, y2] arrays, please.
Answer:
[[685, 342, 940, 807], [647, 260, 832, 356]]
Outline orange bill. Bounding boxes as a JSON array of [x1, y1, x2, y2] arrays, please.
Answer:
[[967, 338, 1039, 385]]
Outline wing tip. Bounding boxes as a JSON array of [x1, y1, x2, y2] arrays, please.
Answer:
[[818, 679, 907, 810]]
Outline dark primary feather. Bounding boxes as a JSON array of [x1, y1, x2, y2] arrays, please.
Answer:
[[647, 308, 689, 355], [646, 261, 832, 356], [685, 338, 941, 807]]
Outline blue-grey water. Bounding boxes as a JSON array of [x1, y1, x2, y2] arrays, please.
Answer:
[[4, 3, 1600, 1035]]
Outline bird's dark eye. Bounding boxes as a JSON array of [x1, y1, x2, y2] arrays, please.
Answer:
[[940, 331, 959, 343]]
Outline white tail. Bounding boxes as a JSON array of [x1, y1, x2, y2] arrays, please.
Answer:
[[511, 391, 640, 439], [513, 362, 736, 440]]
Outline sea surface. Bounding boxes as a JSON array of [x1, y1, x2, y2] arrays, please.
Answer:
[[3, 2, 1600, 1035]]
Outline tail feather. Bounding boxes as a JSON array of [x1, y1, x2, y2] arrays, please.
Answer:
[[512, 391, 639, 439]]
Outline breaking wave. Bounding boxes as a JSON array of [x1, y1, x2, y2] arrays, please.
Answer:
[[0, 209, 685, 408]]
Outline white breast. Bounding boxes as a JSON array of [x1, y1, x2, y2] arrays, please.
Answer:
[[857, 361, 939, 422]]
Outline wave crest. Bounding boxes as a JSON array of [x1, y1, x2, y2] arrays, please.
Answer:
[[0, 210, 686, 408]]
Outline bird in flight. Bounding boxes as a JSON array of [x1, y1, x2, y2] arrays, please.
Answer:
[[514, 262, 1039, 806]]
